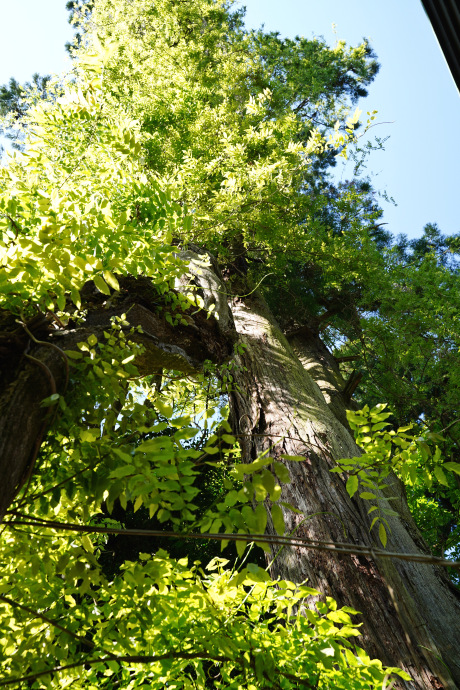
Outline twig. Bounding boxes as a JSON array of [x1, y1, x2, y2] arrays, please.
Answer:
[[0, 594, 96, 651], [0, 651, 232, 687], [441, 418, 460, 434], [19, 316, 69, 391]]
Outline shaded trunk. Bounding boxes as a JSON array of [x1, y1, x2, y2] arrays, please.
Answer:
[[229, 289, 460, 690]]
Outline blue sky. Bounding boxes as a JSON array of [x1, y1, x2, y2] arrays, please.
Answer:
[[1, 0, 458, 241]]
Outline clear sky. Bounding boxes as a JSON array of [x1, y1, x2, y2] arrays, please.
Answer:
[[1, 0, 459, 241]]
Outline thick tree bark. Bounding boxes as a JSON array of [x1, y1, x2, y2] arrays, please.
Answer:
[[228, 288, 460, 690]]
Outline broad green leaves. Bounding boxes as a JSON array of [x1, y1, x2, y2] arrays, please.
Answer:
[[0, 306, 410, 687], [0, 331, 408, 687], [335, 404, 460, 547], [0, 543, 410, 689]]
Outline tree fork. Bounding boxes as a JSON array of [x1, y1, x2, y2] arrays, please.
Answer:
[[0, 274, 232, 523]]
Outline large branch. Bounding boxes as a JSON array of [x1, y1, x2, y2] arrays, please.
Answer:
[[0, 268, 234, 523]]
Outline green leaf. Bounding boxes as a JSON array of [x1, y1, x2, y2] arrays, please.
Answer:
[[271, 503, 285, 535], [254, 503, 268, 533], [443, 462, 460, 475], [271, 484, 282, 501], [379, 522, 387, 547], [236, 536, 247, 558], [203, 446, 220, 455], [56, 290, 66, 311], [155, 400, 173, 418], [433, 466, 448, 486], [174, 427, 199, 441], [224, 490, 239, 507], [71, 287, 81, 308], [273, 461, 290, 483], [80, 428, 99, 442], [417, 440, 431, 462], [136, 436, 173, 453], [93, 273, 111, 295], [360, 492, 377, 500], [341, 606, 361, 614], [110, 465, 135, 478], [65, 350, 83, 360], [113, 448, 133, 462], [372, 422, 390, 431], [221, 433, 236, 444], [81, 534, 94, 553], [171, 415, 193, 428], [260, 469, 276, 497], [103, 270, 120, 290], [252, 475, 267, 502], [40, 393, 60, 407], [346, 475, 358, 498], [327, 610, 352, 624]]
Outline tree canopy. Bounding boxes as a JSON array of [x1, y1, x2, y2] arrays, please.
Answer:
[[0, 1, 459, 688]]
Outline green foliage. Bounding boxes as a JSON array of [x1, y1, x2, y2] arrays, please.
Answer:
[[0, 74, 52, 120], [65, 0, 95, 53], [0, 74, 53, 151], [1, 0, 455, 685], [74, 0, 381, 276], [0, 542, 411, 688], [405, 484, 460, 585], [0, 328, 408, 686], [0, 65, 190, 316], [329, 222, 460, 563], [332, 404, 460, 547], [355, 236, 460, 433]]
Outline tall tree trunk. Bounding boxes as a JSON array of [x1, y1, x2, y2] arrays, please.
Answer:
[[228, 288, 460, 690]]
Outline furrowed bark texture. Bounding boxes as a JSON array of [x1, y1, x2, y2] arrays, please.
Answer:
[[229, 289, 460, 690]]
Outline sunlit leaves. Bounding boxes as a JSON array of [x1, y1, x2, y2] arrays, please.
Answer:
[[271, 503, 285, 536], [443, 462, 460, 476], [334, 404, 460, 546], [0, 533, 409, 688], [0, 74, 189, 316], [346, 474, 358, 498]]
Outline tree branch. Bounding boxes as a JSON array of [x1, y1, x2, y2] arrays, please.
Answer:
[[0, 651, 233, 687], [0, 594, 96, 651]]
